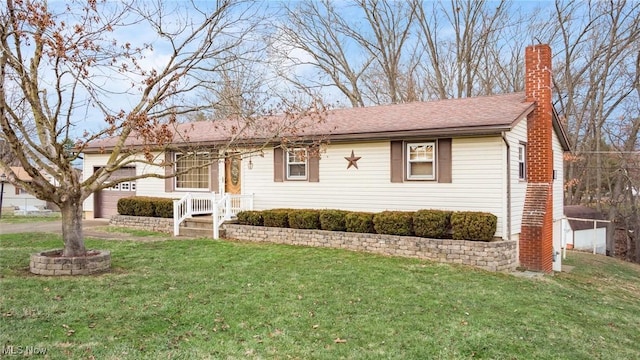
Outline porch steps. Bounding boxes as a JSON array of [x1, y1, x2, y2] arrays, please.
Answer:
[[179, 216, 227, 238]]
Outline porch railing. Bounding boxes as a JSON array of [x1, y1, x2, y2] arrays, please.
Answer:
[[212, 194, 254, 238], [173, 192, 217, 236], [173, 192, 253, 237]]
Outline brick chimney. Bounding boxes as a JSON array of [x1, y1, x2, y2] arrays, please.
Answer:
[[520, 44, 554, 272]]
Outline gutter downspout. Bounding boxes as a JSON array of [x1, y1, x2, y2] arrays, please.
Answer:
[[501, 132, 511, 241]]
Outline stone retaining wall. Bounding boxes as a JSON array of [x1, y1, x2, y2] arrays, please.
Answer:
[[30, 249, 111, 276], [109, 215, 173, 234], [223, 224, 518, 272]]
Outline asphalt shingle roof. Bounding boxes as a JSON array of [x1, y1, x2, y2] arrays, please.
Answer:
[[86, 92, 535, 150]]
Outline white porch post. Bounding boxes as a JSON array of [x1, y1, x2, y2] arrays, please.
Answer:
[[173, 199, 180, 236], [186, 193, 193, 218], [213, 202, 219, 239], [224, 195, 232, 220]]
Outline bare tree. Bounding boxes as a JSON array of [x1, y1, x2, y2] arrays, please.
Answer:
[[413, 0, 514, 99], [541, 0, 640, 256], [351, 0, 417, 104], [0, 0, 324, 257], [274, 0, 372, 108], [276, 0, 419, 107]]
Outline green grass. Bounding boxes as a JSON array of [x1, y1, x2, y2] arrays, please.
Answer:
[[0, 213, 61, 224], [1, 234, 639, 359], [97, 226, 169, 237]]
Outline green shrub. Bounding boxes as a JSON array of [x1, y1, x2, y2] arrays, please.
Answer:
[[154, 198, 174, 218], [132, 197, 155, 217], [451, 211, 497, 241], [345, 212, 375, 233], [237, 211, 264, 226], [413, 209, 452, 238], [262, 209, 291, 228], [117, 197, 135, 216], [319, 209, 349, 231], [288, 210, 320, 229], [373, 211, 414, 236], [117, 196, 174, 218]]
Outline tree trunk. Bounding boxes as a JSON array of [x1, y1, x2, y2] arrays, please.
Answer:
[[60, 196, 86, 257]]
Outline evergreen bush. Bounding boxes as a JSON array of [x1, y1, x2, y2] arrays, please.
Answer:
[[413, 209, 452, 238], [262, 209, 291, 228], [288, 210, 320, 229], [319, 209, 348, 231], [345, 212, 375, 233], [373, 211, 414, 236], [451, 211, 497, 241], [237, 210, 264, 226]]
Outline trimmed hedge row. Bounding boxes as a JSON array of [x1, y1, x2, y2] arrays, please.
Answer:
[[237, 208, 498, 242], [117, 196, 174, 218]]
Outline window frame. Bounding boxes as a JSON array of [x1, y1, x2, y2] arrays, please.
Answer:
[[405, 141, 436, 180], [518, 143, 527, 181], [174, 152, 211, 191], [286, 148, 308, 180]]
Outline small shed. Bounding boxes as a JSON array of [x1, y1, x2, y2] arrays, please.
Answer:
[[563, 205, 608, 254]]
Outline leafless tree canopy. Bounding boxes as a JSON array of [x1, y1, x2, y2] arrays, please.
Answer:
[[0, 0, 324, 256]]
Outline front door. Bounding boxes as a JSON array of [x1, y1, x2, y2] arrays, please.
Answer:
[[225, 155, 241, 194]]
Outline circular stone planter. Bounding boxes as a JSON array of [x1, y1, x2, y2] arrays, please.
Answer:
[[30, 249, 111, 276]]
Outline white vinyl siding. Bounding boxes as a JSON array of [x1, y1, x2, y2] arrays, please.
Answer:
[[244, 137, 506, 238], [553, 131, 565, 221], [507, 117, 528, 238]]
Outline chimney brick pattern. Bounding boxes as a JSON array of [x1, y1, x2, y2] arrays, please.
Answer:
[[520, 44, 554, 273]]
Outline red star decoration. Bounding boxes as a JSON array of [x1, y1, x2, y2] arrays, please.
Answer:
[[345, 150, 361, 169]]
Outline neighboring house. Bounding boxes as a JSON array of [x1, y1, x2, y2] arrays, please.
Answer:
[[0, 167, 48, 212], [83, 44, 570, 272], [563, 205, 608, 255]]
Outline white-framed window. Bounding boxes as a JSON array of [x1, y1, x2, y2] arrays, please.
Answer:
[[518, 144, 526, 180], [406, 142, 435, 180], [110, 183, 120, 191], [286, 148, 307, 180], [120, 182, 130, 191], [131, 182, 136, 191], [175, 152, 210, 190]]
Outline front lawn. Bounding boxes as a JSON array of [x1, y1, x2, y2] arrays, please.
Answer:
[[1, 234, 639, 359], [0, 213, 61, 224]]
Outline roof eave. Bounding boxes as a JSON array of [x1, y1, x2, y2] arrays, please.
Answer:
[[552, 107, 572, 152], [321, 124, 515, 143]]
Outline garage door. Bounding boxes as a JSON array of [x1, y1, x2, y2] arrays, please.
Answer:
[[94, 167, 136, 218]]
